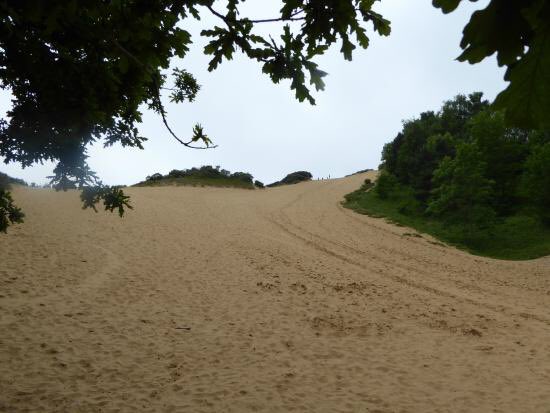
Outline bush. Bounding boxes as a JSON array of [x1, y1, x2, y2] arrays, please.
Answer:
[[146, 173, 164, 181], [0, 189, 24, 232], [360, 178, 374, 191], [168, 169, 187, 178], [375, 172, 398, 199], [0, 171, 27, 189], [254, 180, 265, 188], [268, 171, 313, 187], [521, 142, 550, 223], [427, 142, 496, 229], [397, 198, 423, 216], [231, 172, 254, 184]]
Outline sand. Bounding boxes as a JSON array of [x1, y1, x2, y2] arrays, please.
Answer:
[[1, 171, 549, 412]]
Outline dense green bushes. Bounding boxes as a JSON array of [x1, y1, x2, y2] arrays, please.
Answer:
[[345, 93, 550, 259], [268, 171, 313, 187], [0, 171, 27, 189], [136, 165, 256, 189], [379, 93, 549, 227], [0, 172, 25, 232], [151, 165, 254, 184]]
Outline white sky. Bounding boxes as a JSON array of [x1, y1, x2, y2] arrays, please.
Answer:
[[0, 0, 505, 186]]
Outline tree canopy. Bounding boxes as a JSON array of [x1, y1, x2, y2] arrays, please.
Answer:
[[345, 93, 550, 258], [1, 0, 549, 232], [379, 93, 550, 229]]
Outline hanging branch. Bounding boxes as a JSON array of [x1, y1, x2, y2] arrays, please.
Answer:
[[112, 39, 216, 150]]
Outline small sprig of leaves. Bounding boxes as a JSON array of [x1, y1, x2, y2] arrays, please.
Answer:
[[45, 151, 133, 218], [48, 155, 100, 191], [0, 188, 24, 233], [191, 124, 213, 147], [169, 68, 201, 103], [80, 185, 133, 218]]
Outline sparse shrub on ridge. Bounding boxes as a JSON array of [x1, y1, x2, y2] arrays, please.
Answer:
[[146, 173, 164, 181], [136, 166, 256, 189], [0, 172, 28, 188], [268, 171, 313, 187]]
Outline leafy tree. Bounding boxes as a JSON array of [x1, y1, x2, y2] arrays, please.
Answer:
[[374, 171, 398, 199], [521, 142, 550, 223], [376, 93, 550, 229], [439, 92, 488, 139], [0, 172, 24, 232], [427, 142, 496, 229], [468, 110, 529, 214], [380, 93, 488, 201]]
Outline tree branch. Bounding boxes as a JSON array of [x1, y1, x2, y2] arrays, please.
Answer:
[[112, 39, 216, 150], [206, 5, 305, 24]]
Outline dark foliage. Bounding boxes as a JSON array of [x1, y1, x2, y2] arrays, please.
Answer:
[[345, 169, 374, 177], [0, 171, 27, 188], [343, 178, 374, 203], [433, 0, 550, 129], [374, 172, 398, 200], [81, 186, 133, 218], [146, 173, 164, 181], [254, 180, 265, 188], [377, 93, 549, 230], [521, 138, 550, 223], [0, 172, 25, 232], [268, 171, 313, 187], [137, 165, 255, 187]]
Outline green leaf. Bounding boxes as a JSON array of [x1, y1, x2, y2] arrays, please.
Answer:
[[432, 0, 462, 14], [340, 36, 356, 61], [493, 20, 550, 129], [458, 2, 529, 66]]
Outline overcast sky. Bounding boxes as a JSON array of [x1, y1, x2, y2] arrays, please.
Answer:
[[0, 0, 505, 186]]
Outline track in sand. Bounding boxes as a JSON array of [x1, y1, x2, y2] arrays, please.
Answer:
[[1, 172, 549, 412]]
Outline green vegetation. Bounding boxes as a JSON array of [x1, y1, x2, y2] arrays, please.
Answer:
[[0, 172, 25, 232], [0, 171, 27, 188], [345, 183, 550, 260], [344, 93, 550, 260], [346, 169, 374, 177], [134, 166, 256, 190], [268, 171, 313, 187]]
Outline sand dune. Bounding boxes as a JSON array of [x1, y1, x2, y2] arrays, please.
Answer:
[[1, 172, 549, 412]]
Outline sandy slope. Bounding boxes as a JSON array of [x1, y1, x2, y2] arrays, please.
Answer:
[[1, 172, 549, 413]]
